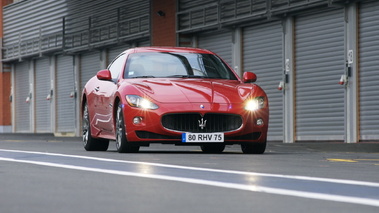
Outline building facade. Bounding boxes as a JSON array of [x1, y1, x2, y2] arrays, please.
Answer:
[[0, 0, 378, 143]]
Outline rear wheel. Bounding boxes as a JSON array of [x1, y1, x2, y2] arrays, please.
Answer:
[[82, 103, 109, 151], [200, 144, 225, 153], [115, 104, 140, 153], [241, 142, 266, 154]]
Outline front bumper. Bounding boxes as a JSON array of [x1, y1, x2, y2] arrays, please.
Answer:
[[122, 102, 269, 145]]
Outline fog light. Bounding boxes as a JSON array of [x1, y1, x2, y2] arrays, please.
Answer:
[[256, 118, 264, 126], [133, 117, 142, 124]]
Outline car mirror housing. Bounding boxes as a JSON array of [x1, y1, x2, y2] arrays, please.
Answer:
[[243, 72, 257, 83], [97, 69, 112, 81]]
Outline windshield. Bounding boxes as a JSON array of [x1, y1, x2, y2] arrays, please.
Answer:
[[124, 52, 238, 80]]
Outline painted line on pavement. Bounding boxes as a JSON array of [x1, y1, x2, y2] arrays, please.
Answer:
[[1, 149, 379, 207], [2, 149, 378, 187]]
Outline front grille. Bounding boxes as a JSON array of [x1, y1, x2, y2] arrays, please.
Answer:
[[161, 113, 242, 133]]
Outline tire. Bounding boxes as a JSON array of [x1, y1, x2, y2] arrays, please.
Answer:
[[115, 104, 140, 153], [200, 144, 225, 153], [241, 142, 266, 154], [82, 103, 109, 151]]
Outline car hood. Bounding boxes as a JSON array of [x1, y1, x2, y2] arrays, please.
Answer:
[[127, 78, 253, 104]]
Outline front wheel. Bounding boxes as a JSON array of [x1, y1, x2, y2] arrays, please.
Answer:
[[241, 142, 266, 154], [115, 104, 140, 153], [82, 103, 109, 151]]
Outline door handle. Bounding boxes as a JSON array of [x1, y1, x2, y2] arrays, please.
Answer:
[[94, 86, 100, 92]]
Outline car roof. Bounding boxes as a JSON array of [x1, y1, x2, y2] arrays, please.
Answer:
[[122, 46, 215, 55]]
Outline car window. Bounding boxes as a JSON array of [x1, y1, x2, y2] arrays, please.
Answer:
[[124, 52, 237, 80], [108, 53, 127, 80], [124, 52, 188, 78]]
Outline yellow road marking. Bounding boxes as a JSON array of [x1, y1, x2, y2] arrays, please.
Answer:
[[327, 159, 358, 163], [327, 159, 379, 165]]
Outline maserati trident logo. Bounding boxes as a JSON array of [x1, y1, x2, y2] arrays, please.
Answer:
[[198, 117, 207, 129]]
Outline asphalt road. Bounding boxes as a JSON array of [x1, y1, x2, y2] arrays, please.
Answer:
[[0, 134, 378, 213]]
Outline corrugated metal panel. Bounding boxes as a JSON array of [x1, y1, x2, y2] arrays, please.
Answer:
[[3, 0, 150, 59], [65, 0, 149, 32], [80, 51, 100, 92], [178, 0, 217, 11], [295, 9, 345, 141], [3, 0, 67, 46], [64, 0, 150, 50], [177, 0, 218, 32], [177, 0, 330, 33], [198, 31, 233, 66], [56, 55, 76, 133], [243, 21, 283, 140], [3, 0, 67, 60], [137, 40, 151, 47], [359, 1, 379, 140], [220, 0, 266, 22], [35, 57, 52, 132], [14, 61, 31, 132]]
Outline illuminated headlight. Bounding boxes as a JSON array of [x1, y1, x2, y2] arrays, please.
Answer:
[[126, 95, 158, 110], [245, 97, 265, 111]]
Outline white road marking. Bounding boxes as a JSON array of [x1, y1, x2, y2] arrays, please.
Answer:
[[1, 149, 378, 187], [1, 149, 379, 207]]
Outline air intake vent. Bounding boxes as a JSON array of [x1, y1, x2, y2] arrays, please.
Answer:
[[162, 113, 242, 133]]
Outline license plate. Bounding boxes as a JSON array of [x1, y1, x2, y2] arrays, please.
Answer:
[[182, 133, 224, 143]]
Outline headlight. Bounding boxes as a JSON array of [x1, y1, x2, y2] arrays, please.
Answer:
[[126, 95, 159, 110], [245, 97, 265, 111]]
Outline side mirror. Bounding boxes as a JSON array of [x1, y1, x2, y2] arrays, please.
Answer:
[[243, 72, 257, 83], [97, 69, 112, 81]]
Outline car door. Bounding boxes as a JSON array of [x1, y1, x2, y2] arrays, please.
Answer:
[[96, 53, 127, 134]]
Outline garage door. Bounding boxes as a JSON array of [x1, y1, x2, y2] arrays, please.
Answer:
[[243, 21, 283, 141], [198, 31, 233, 67], [14, 61, 31, 132], [359, 1, 379, 140], [56, 55, 76, 133], [35, 57, 52, 132], [107, 41, 150, 64], [80, 51, 100, 92], [295, 9, 345, 141], [108, 44, 131, 64]]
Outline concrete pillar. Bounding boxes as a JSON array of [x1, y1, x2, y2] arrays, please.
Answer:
[[232, 27, 242, 76], [345, 3, 359, 143], [283, 17, 295, 143]]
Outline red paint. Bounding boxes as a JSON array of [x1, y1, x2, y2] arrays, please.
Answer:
[[82, 47, 269, 148]]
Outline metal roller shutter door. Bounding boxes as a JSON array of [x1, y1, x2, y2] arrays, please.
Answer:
[[14, 61, 31, 132], [198, 31, 233, 67], [56, 55, 76, 133], [35, 57, 52, 132], [243, 21, 283, 141], [80, 51, 100, 92], [295, 9, 345, 141], [359, 1, 379, 140], [107, 41, 151, 65], [108, 44, 131, 63]]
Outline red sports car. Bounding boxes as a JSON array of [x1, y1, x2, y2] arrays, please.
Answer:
[[81, 47, 269, 154]]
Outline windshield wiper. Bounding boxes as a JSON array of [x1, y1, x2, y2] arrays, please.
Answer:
[[166, 75, 222, 79], [131, 75, 156, 78]]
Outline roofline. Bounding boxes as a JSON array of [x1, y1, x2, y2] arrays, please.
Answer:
[[126, 46, 215, 54]]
